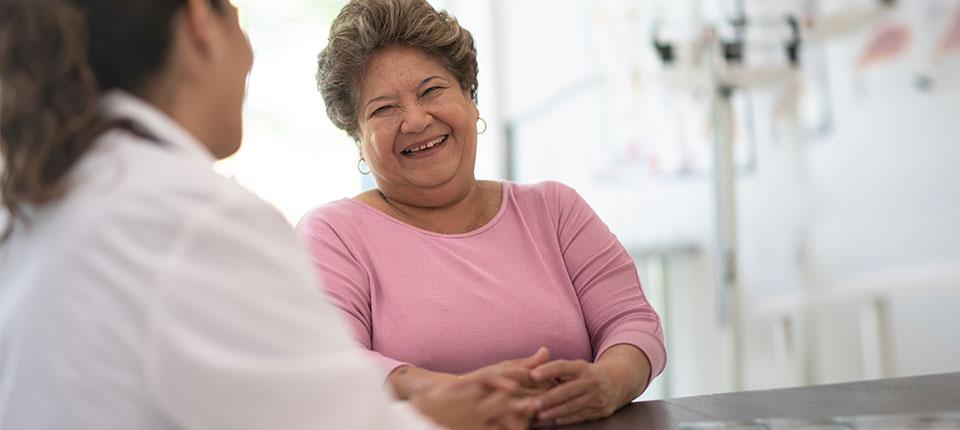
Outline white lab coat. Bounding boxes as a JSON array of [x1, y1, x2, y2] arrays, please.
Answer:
[[0, 91, 435, 430]]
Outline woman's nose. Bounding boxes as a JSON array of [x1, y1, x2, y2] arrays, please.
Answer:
[[399, 103, 433, 135]]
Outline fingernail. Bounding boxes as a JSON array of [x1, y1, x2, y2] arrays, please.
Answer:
[[513, 399, 539, 412], [522, 399, 540, 409]]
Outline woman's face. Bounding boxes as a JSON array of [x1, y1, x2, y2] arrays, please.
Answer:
[[356, 45, 480, 201]]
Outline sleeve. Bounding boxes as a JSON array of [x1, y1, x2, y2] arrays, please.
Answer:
[[550, 182, 667, 380], [295, 208, 410, 378], [143, 190, 435, 430]]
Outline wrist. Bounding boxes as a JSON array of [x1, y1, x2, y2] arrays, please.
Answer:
[[387, 365, 458, 400], [386, 365, 415, 399], [595, 345, 652, 405], [593, 360, 637, 407]]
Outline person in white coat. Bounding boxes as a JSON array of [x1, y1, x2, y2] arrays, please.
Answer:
[[0, 0, 539, 429]]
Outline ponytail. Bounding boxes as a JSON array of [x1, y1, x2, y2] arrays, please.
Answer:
[[0, 0, 108, 240], [0, 0, 207, 241]]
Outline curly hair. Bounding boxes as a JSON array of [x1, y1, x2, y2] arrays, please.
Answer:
[[0, 0, 221, 241], [316, 0, 478, 141]]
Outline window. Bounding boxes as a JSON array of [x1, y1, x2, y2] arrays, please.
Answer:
[[219, 0, 359, 225]]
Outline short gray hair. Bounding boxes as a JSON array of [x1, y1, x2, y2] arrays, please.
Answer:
[[316, 0, 478, 141]]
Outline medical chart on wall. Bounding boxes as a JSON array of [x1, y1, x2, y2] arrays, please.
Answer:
[[570, 0, 960, 183]]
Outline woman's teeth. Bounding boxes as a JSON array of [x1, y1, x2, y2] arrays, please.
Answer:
[[403, 135, 447, 154]]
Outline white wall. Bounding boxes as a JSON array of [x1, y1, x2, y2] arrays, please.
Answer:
[[490, 0, 960, 397]]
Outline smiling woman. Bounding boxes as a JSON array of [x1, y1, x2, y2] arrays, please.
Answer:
[[297, 0, 668, 426], [356, 45, 486, 222]]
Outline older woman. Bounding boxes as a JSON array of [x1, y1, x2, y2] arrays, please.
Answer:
[[299, 0, 666, 425]]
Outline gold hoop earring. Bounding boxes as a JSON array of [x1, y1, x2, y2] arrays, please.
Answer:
[[477, 117, 488, 135], [357, 158, 371, 175]]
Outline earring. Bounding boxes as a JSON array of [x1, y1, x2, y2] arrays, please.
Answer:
[[357, 157, 371, 175], [477, 117, 488, 135]]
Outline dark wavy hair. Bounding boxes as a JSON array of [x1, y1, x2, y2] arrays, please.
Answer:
[[316, 0, 479, 142], [0, 0, 222, 241]]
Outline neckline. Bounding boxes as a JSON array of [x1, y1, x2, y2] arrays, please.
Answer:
[[99, 90, 215, 166], [346, 181, 511, 239]]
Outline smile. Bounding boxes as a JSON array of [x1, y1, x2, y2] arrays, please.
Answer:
[[401, 135, 447, 156]]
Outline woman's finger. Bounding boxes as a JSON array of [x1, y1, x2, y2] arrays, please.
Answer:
[[499, 413, 531, 430], [500, 402, 538, 430], [530, 360, 582, 383], [474, 389, 512, 420], [440, 378, 487, 403], [491, 364, 555, 392], [512, 385, 549, 398], [462, 368, 511, 388], [511, 397, 542, 415], [554, 408, 602, 426], [537, 392, 594, 422], [471, 362, 529, 386], [495, 366, 537, 387], [533, 378, 589, 411], [477, 375, 520, 393], [512, 346, 550, 369]]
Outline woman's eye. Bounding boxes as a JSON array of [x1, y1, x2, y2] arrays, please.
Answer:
[[422, 86, 443, 97], [371, 105, 394, 116]]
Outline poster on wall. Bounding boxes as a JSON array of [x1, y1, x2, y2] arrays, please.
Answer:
[[836, 0, 960, 95], [572, 0, 959, 182], [927, 1, 960, 85], [588, 1, 756, 181]]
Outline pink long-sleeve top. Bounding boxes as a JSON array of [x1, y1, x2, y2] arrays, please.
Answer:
[[297, 181, 666, 380]]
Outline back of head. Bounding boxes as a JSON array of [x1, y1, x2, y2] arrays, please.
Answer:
[[0, 0, 207, 240], [317, 0, 478, 142]]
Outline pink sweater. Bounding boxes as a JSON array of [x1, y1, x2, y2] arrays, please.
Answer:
[[297, 181, 666, 380]]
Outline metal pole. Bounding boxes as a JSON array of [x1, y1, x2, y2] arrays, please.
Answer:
[[708, 43, 744, 392]]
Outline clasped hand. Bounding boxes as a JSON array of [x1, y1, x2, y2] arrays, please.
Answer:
[[528, 359, 621, 426], [462, 347, 627, 427], [411, 373, 540, 430], [410, 347, 551, 429], [410, 346, 639, 428]]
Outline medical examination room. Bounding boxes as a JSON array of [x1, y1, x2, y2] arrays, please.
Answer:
[[1, 0, 959, 429]]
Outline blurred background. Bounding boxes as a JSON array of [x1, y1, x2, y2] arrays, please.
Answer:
[[223, 0, 960, 399]]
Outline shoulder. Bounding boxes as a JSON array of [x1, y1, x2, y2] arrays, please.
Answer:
[[69, 130, 288, 248], [509, 180, 578, 198], [296, 198, 369, 238], [507, 180, 585, 212], [75, 130, 231, 205], [297, 198, 366, 229], [13, 130, 302, 307]]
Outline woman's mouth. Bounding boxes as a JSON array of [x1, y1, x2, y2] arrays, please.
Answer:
[[401, 135, 447, 157]]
